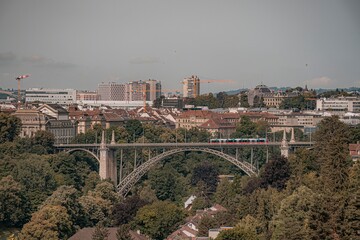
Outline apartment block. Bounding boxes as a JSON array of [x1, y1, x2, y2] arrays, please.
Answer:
[[183, 75, 200, 98], [97, 82, 128, 101]]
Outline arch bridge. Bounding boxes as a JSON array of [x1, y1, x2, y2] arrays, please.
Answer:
[[55, 129, 312, 196]]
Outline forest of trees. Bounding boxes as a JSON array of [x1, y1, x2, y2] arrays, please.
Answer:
[[0, 112, 360, 239]]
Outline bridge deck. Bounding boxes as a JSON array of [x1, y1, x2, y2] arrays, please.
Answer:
[[55, 142, 313, 149]]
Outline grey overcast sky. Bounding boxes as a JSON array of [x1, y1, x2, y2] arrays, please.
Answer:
[[0, 0, 359, 93]]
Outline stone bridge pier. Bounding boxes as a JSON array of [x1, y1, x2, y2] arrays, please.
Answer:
[[99, 131, 117, 183]]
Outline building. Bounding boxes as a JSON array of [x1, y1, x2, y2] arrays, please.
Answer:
[[97, 82, 128, 101], [146, 79, 162, 101], [247, 84, 272, 106], [13, 109, 48, 137], [13, 104, 76, 144], [76, 91, 100, 101], [25, 88, 77, 105], [128, 80, 147, 101], [263, 91, 300, 108], [183, 75, 200, 98], [176, 110, 215, 129], [162, 97, 184, 109], [349, 143, 360, 161], [316, 97, 360, 113]]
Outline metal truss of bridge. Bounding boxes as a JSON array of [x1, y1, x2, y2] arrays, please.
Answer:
[[55, 128, 313, 196]]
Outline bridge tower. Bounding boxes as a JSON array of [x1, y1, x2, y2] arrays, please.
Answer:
[[280, 130, 289, 158], [99, 131, 117, 183]]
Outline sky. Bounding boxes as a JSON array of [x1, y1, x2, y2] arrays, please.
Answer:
[[0, 0, 359, 93]]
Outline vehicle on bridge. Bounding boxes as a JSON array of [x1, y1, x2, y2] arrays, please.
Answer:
[[209, 138, 268, 143]]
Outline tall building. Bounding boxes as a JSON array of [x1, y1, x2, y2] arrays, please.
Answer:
[[146, 79, 162, 101], [97, 82, 127, 101], [182, 75, 200, 98], [128, 80, 146, 101], [25, 88, 77, 105]]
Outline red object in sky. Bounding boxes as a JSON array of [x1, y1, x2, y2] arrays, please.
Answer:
[[16, 74, 30, 79]]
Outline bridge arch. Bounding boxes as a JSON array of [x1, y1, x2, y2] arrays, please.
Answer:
[[117, 147, 258, 196], [65, 148, 100, 162]]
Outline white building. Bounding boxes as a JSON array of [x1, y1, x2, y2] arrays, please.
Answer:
[[316, 97, 360, 113], [25, 88, 77, 105]]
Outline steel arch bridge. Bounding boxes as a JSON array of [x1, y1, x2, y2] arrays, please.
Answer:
[[65, 148, 100, 162], [116, 147, 257, 196]]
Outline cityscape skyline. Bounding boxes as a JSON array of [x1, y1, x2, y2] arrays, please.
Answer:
[[0, 0, 359, 92]]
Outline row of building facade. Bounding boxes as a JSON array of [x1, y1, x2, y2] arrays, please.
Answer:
[[11, 101, 330, 145], [24, 76, 202, 105]]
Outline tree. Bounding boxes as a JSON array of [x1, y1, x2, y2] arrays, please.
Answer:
[[0, 175, 29, 227], [231, 116, 257, 138], [343, 162, 360, 239], [116, 224, 131, 240], [259, 156, 291, 191], [134, 201, 186, 240], [41, 185, 87, 230], [81, 181, 121, 226], [239, 92, 250, 108], [271, 186, 318, 240], [215, 226, 259, 240], [32, 130, 55, 154], [198, 215, 218, 237], [125, 120, 143, 142], [92, 224, 109, 240], [11, 154, 58, 211], [148, 165, 185, 201], [19, 205, 73, 240], [191, 161, 219, 194], [314, 116, 351, 192], [0, 113, 21, 143], [112, 195, 148, 226]]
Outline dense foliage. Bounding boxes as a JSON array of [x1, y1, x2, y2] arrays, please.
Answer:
[[1, 113, 360, 239]]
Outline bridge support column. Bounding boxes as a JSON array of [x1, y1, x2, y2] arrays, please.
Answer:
[[99, 131, 117, 184], [280, 130, 289, 158], [290, 128, 295, 143]]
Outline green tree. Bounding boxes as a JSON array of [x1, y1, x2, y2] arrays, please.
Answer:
[[116, 224, 131, 240], [259, 156, 291, 191], [191, 161, 219, 194], [41, 185, 87, 230], [92, 224, 109, 240], [112, 195, 148, 226], [231, 116, 257, 138], [0, 113, 21, 143], [125, 120, 143, 142], [343, 162, 360, 239], [19, 205, 73, 240], [0, 175, 30, 227], [239, 92, 250, 107], [81, 181, 121, 226], [134, 201, 186, 240], [32, 130, 55, 154], [314, 116, 351, 192], [198, 215, 218, 237], [148, 165, 186, 201], [271, 186, 318, 240], [10, 155, 58, 211]]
